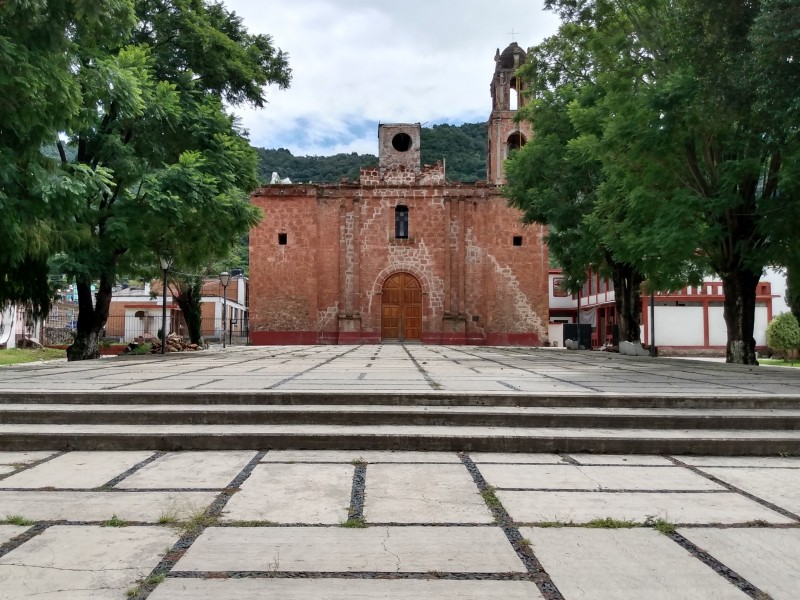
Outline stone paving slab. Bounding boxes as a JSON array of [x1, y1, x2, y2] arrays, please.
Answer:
[[148, 578, 544, 600], [222, 463, 353, 524], [0, 452, 56, 465], [364, 464, 493, 523], [521, 527, 750, 599], [176, 526, 525, 573], [0, 525, 26, 545], [681, 456, 800, 468], [680, 527, 800, 600], [499, 490, 793, 524], [0, 451, 153, 489], [0, 525, 177, 599], [478, 464, 725, 491], [570, 454, 675, 466], [261, 450, 461, 463], [0, 465, 14, 476], [115, 451, 256, 489], [0, 490, 217, 522], [468, 452, 569, 464], [699, 467, 800, 514]]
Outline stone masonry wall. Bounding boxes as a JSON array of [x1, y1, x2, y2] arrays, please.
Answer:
[[249, 182, 549, 345]]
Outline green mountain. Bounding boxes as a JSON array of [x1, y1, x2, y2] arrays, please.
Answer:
[[255, 122, 487, 185], [420, 122, 486, 182]]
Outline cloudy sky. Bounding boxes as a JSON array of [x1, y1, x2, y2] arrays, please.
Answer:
[[224, 0, 561, 156]]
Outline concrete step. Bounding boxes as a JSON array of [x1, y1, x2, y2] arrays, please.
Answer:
[[1, 423, 800, 454], [3, 391, 799, 454], [2, 404, 800, 430], [1, 391, 799, 409]]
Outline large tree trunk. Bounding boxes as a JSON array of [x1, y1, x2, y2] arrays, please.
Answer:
[[612, 261, 644, 343], [67, 275, 113, 361], [174, 277, 204, 345], [720, 269, 760, 365], [787, 264, 800, 325]]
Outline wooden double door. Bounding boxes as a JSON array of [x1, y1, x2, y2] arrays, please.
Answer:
[[381, 273, 422, 341]]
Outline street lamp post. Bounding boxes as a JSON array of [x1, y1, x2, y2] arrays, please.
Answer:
[[159, 256, 173, 355], [219, 271, 230, 349], [650, 289, 656, 357]]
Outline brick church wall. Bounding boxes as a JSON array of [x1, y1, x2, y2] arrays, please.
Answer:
[[248, 42, 549, 346], [249, 181, 549, 346]]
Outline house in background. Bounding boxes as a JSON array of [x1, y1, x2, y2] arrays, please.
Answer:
[[104, 275, 249, 342], [548, 269, 786, 352]]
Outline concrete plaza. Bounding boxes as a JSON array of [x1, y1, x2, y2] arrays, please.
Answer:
[[1, 449, 800, 599], [1, 346, 799, 598], [1, 344, 799, 395]]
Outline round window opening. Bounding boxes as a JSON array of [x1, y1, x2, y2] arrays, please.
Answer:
[[391, 133, 413, 152]]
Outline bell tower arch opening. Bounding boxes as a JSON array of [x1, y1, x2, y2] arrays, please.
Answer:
[[506, 131, 527, 157], [487, 42, 533, 185]]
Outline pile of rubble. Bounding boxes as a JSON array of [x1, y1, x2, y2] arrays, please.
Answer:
[[150, 333, 203, 353]]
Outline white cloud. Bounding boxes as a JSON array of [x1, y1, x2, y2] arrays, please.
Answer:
[[224, 0, 561, 155]]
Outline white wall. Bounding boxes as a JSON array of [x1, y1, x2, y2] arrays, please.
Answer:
[[549, 274, 576, 310], [652, 306, 705, 346], [548, 322, 564, 347], [764, 268, 790, 316], [754, 306, 769, 346]]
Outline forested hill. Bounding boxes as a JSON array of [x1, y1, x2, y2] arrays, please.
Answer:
[[255, 122, 486, 184]]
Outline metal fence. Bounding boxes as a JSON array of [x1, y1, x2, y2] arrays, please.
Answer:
[[40, 309, 248, 346]]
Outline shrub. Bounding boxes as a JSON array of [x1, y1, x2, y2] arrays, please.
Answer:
[[767, 312, 800, 358]]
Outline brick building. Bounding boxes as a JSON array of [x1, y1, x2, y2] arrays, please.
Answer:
[[248, 43, 548, 345]]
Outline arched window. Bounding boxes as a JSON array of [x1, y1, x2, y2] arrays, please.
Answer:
[[395, 205, 409, 239], [506, 132, 527, 157], [509, 77, 519, 111]]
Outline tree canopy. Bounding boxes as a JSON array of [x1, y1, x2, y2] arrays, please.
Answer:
[[0, 0, 290, 359], [506, 0, 800, 364]]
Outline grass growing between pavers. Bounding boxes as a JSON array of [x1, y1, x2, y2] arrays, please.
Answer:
[[181, 509, 219, 534], [518, 517, 679, 534], [341, 517, 367, 528], [103, 515, 129, 527], [586, 517, 638, 529], [480, 485, 502, 509], [126, 573, 165, 598], [0, 348, 65, 365], [3, 515, 35, 526]]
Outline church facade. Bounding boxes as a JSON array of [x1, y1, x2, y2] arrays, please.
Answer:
[[248, 43, 548, 345]]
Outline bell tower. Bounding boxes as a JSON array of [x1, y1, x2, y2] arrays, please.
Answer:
[[487, 42, 532, 185]]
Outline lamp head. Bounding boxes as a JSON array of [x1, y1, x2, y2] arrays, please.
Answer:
[[219, 271, 231, 286]]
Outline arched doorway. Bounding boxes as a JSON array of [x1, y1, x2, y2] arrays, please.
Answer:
[[381, 273, 422, 342]]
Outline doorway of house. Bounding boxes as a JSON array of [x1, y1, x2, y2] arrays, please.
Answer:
[[381, 273, 422, 342]]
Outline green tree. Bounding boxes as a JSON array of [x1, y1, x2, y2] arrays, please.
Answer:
[[787, 267, 800, 325], [766, 312, 800, 358], [511, 0, 800, 364], [172, 275, 204, 345], [1, 0, 134, 317], [1, 0, 290, 360], [505, 20, 651, 343]]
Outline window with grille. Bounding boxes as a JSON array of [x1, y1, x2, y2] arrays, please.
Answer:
[[395, 205, 409, 239]]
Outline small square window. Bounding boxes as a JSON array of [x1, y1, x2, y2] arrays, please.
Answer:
[[278, 233, 287, 245], [513, 236, 523, 246]]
